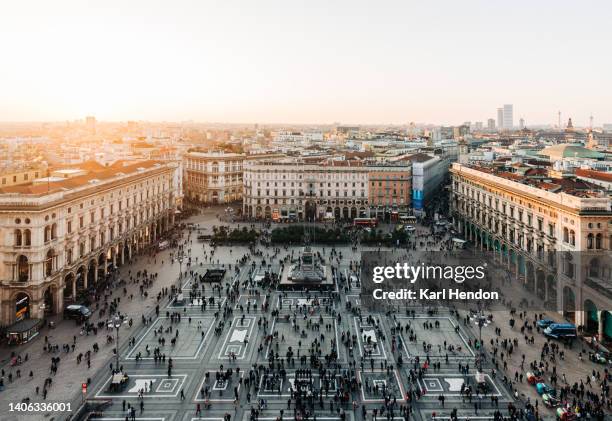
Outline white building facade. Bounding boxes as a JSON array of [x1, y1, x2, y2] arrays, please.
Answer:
[[183, 152, 244, 204], [0, 161, 178, 325], [503, 104, 514, 130], [450, 162, 611, 339], [243, 159, 368, 221]]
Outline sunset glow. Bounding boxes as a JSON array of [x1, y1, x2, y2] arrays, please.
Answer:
[[1, 0, 611, 125]]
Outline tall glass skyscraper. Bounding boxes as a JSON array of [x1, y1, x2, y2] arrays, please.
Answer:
[[503, 104, 513, 129]]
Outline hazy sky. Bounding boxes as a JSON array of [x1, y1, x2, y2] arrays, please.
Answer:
[[1, 1, 610, 126]]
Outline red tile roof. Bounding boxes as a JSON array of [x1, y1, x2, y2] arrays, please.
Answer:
[[0, 160, 164, 195], [575, 168, 612, 182]]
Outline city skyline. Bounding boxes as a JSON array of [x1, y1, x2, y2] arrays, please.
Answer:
[[1, 1, 611, 126], [0, 2, 610, 420]]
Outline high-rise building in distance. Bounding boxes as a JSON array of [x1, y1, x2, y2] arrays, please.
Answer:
[[497, 108, 504, 130], [519, 118, 525, 130], [487, 118, 496, 130], [503, 104, 513, 130], [85, 115, 96, 133]]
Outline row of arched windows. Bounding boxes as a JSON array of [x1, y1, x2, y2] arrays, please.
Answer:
[[44, 223, 57, 243], [587, 233, 604, 250], [14, 224, 58, 246], [562, 228, 576, 246], [15, 249, 57, 282], [14, 229, 31, 247], [563, 228, 606, 249]]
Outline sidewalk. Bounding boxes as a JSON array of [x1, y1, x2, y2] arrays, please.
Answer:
[[0, 243, 183, 408]]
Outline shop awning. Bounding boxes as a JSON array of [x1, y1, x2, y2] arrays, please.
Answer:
[[7, 318, 42, 334]]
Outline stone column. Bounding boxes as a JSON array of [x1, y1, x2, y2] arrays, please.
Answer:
[[515, 255, 519, 280], [598, 311, 604, 341], [55, 287, 64, 315]]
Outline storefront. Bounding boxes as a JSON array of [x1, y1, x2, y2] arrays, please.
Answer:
[[6, 318, 43, 345], [272, 209, 280, 222]]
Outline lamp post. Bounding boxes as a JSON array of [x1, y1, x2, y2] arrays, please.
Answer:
[[477, 314, 485, 372], [114, 316, 121, 373], [176, 247, 185, 288], [473, 310, 490, 372]]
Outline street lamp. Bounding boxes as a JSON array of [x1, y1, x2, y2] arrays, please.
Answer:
[[177, 253, 184, 279], [114, 316, 121, 373], [473, 310, 490, 372]]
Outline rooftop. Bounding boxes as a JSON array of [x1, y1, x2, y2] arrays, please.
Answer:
[[459, 163, 609, 199], [402, 153, 436, 163], [0, 160, 167, 196], [575, 168, 612, 183], [186, 151, 243, 158], [539, 144, 605, 160]]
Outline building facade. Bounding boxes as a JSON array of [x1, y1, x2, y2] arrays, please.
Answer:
[[183, 152, 244, 204], [404, 153, 448, 212], [503, 104, 514, 130], [0, 160, 178, 325], [273, 131, 324, 144], [450, 162, 611, 341], [497, 108, 504, 131], [242, 159, 411, 221], [1, 165, 48, 188], [368, 166, 412, 221]]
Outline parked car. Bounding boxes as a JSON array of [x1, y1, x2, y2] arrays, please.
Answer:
[[536, 382, 556, 396], [64, 304, 92, 321], [544, 323, 577, 339], [537, 319, 555, 329]]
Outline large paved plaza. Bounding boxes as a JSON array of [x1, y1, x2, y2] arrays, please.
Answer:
[[0, 208, 608, 421]]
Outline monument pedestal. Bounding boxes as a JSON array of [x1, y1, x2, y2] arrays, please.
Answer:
[[278, 246, 334, 291]]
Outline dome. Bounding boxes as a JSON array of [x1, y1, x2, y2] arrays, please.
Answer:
[[539, 144, 604, 161]]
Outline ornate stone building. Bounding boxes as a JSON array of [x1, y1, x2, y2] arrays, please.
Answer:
[[0, 160, 178, 325], [450, 162, 612, 341], [183, 152, 244, 204], [243, 158, 411, 221]]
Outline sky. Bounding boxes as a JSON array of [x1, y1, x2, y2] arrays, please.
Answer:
[[0, 0, 610, 126]]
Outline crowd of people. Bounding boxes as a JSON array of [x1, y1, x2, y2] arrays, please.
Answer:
[[0, 203, 609, 421]]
